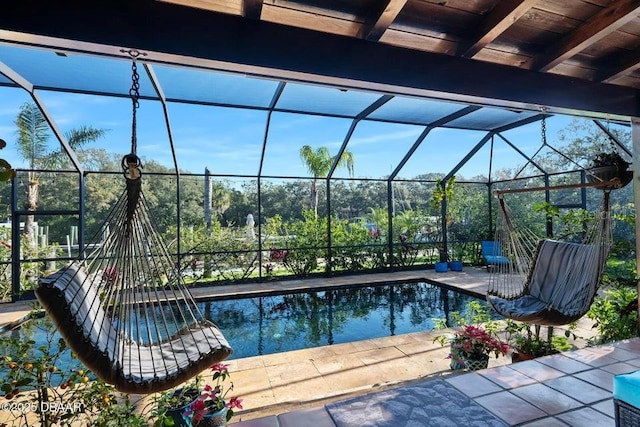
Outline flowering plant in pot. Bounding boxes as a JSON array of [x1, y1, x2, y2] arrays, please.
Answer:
[[433, 301, 508, 371], [443, 324, 509, 370], [184, 363, 243, 426]]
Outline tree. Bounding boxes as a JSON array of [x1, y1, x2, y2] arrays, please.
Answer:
[[14, 102, 106, 244], [299, 145, 354, 217]]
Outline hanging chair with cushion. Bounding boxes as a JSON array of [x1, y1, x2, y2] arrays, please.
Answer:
[[485, 112, 628, 326], [36, 52, 232, 394], [486, 190, 612, 325]]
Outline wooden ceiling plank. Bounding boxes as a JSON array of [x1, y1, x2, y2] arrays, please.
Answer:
[[358, 0, 408, 41], [528, 0, 640, 72], [599, 48, 640, 82], [461, 0, 539, 58], [241, 0, 263, 19]]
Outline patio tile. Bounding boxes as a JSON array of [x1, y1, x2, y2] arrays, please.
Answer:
[[311, 353, 366, 376], [278, 407, 335, 427], [265, 360, 321, 387], [543, 376, 611, 404], [445, 372, 503, 397], [326, 341, 361, 355], [355, 346, 406, 366], [475, 390, 547, 425], [535, 354, 592, 374], [575, 345, 638, 364], [350, 339, 382, 352], [600, 361, 637, 375], [369, 333, 418, 348], [232, 415, 280, 427], [233, 356, 266, 371], [607, 338, 640, 353], [520, 417, 569, 426], [307, 346, 342, 359], [407, 347, 454, 373], [564, 348, 619, 367], [509, 359, 566, 381], [556, 407, 614, 426], [510, 383, 582, 415], [374, 352, 426, 384], [478, 365, 538, 389], [573, 368, 615, 392], [592, 398, 615, 418], [320, 364, 383, 394], [270, 376, 334, 403], [396, 337, 442, 356], [229, 366, 278, 411]]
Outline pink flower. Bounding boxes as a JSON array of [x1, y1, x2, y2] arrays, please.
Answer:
[[227, 397, 243, 410], [210, 363, 229, 373]]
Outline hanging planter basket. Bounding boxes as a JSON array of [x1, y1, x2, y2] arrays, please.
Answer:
[[586, 153, 633, 189]]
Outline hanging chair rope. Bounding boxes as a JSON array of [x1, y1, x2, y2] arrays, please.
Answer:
[[36, 50, 232, 394]]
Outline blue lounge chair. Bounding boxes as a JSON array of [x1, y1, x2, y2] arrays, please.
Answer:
[[481, 240, 510, 269]]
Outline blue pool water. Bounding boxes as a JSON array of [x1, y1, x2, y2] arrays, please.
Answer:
[[2, 281, 490, 373], [201, 281, 489, 359]]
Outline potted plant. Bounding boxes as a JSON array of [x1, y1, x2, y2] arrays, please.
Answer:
[[154, 382, 202, 427], [436, 324, 509, 371], [504, 320, 574, 362], [433, 301, 509, 371], [587, 151, 632, 188], [185, 363, 243, 427], [154, 364, 242, 427]]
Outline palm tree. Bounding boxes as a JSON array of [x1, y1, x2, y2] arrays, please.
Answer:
[[15, 102, 106, 244], [299, 145, 354, 216]]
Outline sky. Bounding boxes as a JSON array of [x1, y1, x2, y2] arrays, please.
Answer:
[[0, 45, 631, 184]]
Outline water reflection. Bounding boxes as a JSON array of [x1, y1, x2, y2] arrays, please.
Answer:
[[203, 282, 484, 359]]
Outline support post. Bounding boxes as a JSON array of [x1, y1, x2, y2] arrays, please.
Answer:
[[632, 118, 640, 336]]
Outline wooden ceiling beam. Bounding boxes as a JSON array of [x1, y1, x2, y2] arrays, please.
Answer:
[[241, 0, 263, 20], [358, 0, 408, 41], [528, 0, 640, 72], [460, 0, 538, 58], [1, 1, 639, 118]]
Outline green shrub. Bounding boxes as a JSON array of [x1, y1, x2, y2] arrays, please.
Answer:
[[587, 286, 638, 343]]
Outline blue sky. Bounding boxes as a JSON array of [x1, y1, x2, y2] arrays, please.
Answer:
[[0, 84, 621, 181]]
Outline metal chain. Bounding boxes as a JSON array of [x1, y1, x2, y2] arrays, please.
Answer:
[[129, 53, 141, 156], [120, 49, 146, 179], [540, 107, 547, 146]]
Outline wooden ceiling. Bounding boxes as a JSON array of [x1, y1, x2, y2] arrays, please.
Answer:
[[1, 1, 640, 119], [162, 0, 640, 89]]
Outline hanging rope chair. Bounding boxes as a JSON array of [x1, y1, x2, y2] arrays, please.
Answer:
[[486, 112, 624, 326], [36, 51, 232, 394], [486, 190, 612, 325]]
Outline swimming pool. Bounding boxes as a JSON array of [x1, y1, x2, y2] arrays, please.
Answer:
[[204, 281, 489, 359], [2, 281, 490, 369]]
